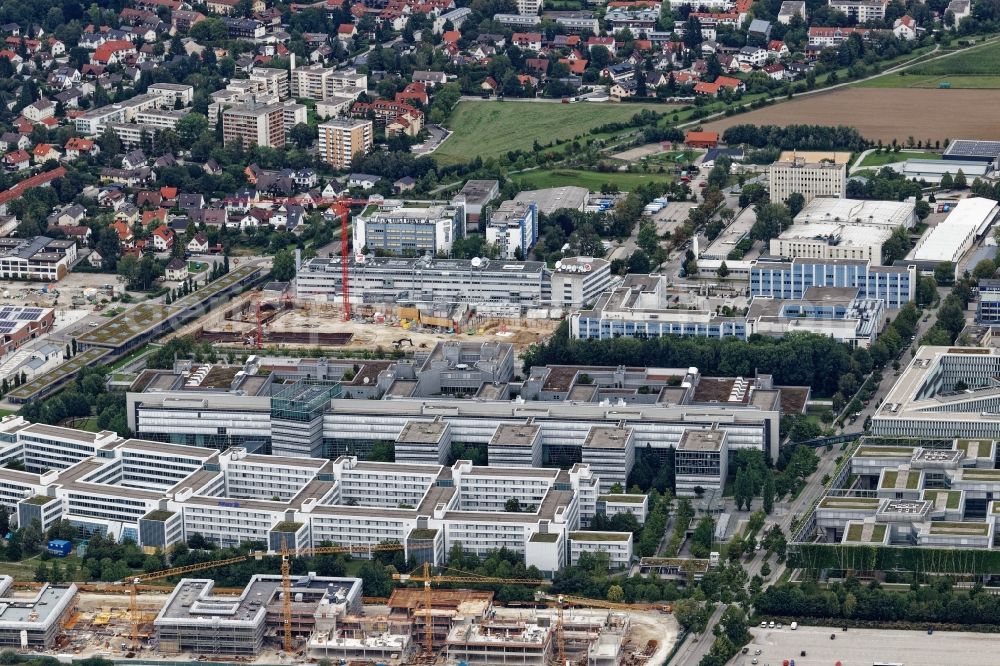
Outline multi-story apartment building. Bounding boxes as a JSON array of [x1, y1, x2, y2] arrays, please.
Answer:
[[290, 65, 365, 100], [516, 0, 543, 14], [768, 159, 847, 204], [828, 0, 888, 22], [73, 93, 165, 135], [485, 200, 538, 260], [250, 67, 290, 98], [0, 236, 78, 282], [317, 118, 373, 169], [146, 83, 194, 107], [222, 102, 286, 148]]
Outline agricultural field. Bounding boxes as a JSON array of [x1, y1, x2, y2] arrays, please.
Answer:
[[512, 168, 673, 190], [704, 88, 1000, 144], [433, 101, 674, 165], [856, 38, 1000, 88]]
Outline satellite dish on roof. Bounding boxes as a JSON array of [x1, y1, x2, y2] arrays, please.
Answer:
[[471, 257, 482, 267], [555, 260, 563, 269]]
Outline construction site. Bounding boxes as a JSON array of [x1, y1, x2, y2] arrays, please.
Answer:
[[4, 570, 676, 666], [186, 285, 559, 355]]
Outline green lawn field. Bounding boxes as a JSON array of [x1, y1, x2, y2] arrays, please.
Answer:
[[859, 151, 941, 167], [433, 101, 674, 165], [513, 168, 672, 190], [856, 39, 1000, 89]]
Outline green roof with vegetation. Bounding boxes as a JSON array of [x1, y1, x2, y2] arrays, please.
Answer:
[[7, 347, 111, 400], [598, 494, 647, 503], [845, 522, 887, 542], [961, 469, 1000, 480], [273, 521, 304, 532], [23, 495, 56, 505], [568, 531, 631, 542], [923, 490, 962, 509], [409, 528, 439, 540], [74, 302, 176, 347], [818, 496, 881, 509], [172, 264, 260, 309], [855, 446, 915, 457], [143, 510, 175, 521], [529, 532, 561, 543], [928, 521, 990, 536], [881, 470, 921, 489]]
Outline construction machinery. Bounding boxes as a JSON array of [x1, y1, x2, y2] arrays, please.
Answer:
[[122, 542, 406, 652], [393, 562, 552, 662]]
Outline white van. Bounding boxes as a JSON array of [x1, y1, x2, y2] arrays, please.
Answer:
[[790, 622, 798, 630]]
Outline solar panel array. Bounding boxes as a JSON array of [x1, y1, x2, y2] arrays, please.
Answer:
[[0, 306, 46, 326], [944, 140, 1000, 159]]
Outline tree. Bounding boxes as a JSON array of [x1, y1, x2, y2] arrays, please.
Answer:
[[717, 261, 730, 278], [762, 473, 775, 515], [973, 259, 996, 281], [940, 171, 954, 189], [272, 249, 296, 281], [674, 598, 709, 633], [504, 498, 522, 513], [954, 169, 967, 189], [607, 584, 625, 603], [289, 123, 315, 150], [934, 262, 955, 285], [735, 467, 753, 511], [691, 516, 715, 558], [750, 203, 792, 241], [177, 113, 209, 146], [784, 192, 806, 218], [937, 298, 966, 340], [369, 440, 394, 462], [637, 221, 659, 255]]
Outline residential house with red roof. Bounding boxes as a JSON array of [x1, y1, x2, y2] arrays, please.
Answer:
[[92, 40, 135, 65], [151, 224, 174, 251], [4, 150, 30, 171]]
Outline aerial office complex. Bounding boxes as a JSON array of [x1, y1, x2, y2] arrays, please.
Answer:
[[125, 352, 794, 466], [0, 576, 78, 648], [572, 276, 885, 348], [294, 254, 614, 312], [749, 257, 916, 308], [352, 203, 463, 256], [871, 346, 1000, 439], [0, 417, 628, 575]]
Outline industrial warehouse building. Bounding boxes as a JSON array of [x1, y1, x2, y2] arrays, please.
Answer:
[[942, 139, 1000, 165], [770, 198, 917, 264], [909, 197, 1000, 273]]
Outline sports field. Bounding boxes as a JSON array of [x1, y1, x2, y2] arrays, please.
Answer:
[[433, 101, 673, 165], [857, 38, 1000, 88], [513, 168, 672, 190]]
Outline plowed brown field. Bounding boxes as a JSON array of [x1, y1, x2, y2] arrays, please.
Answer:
[[704, 88, 1000, 144]]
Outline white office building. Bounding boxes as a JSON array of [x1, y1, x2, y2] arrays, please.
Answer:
[[768, 159, 847, 204]]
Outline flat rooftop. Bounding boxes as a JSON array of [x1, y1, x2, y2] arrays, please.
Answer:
[[490, 423, 540, 448], [567, 531, 631, 542], [678, 428, 726, 452], [397, 419, 449, 444], [7, 347, 111, 400], [854, 445, 916, 458], [817, 496, 881, 510], [0, 578, 76, 624], [793, 197, 915, 227], [582, 425, 631, 449]]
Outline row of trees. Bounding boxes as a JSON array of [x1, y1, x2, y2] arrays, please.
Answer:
[[523, 322, 869, 396], [721, 124, 868, 152], [757, 577, 1000, 626]]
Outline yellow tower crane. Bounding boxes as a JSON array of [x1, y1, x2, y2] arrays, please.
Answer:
[[393, 562, 552, 661]]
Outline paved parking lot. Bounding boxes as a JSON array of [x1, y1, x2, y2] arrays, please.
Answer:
[[732, 624, 1000, 666]]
